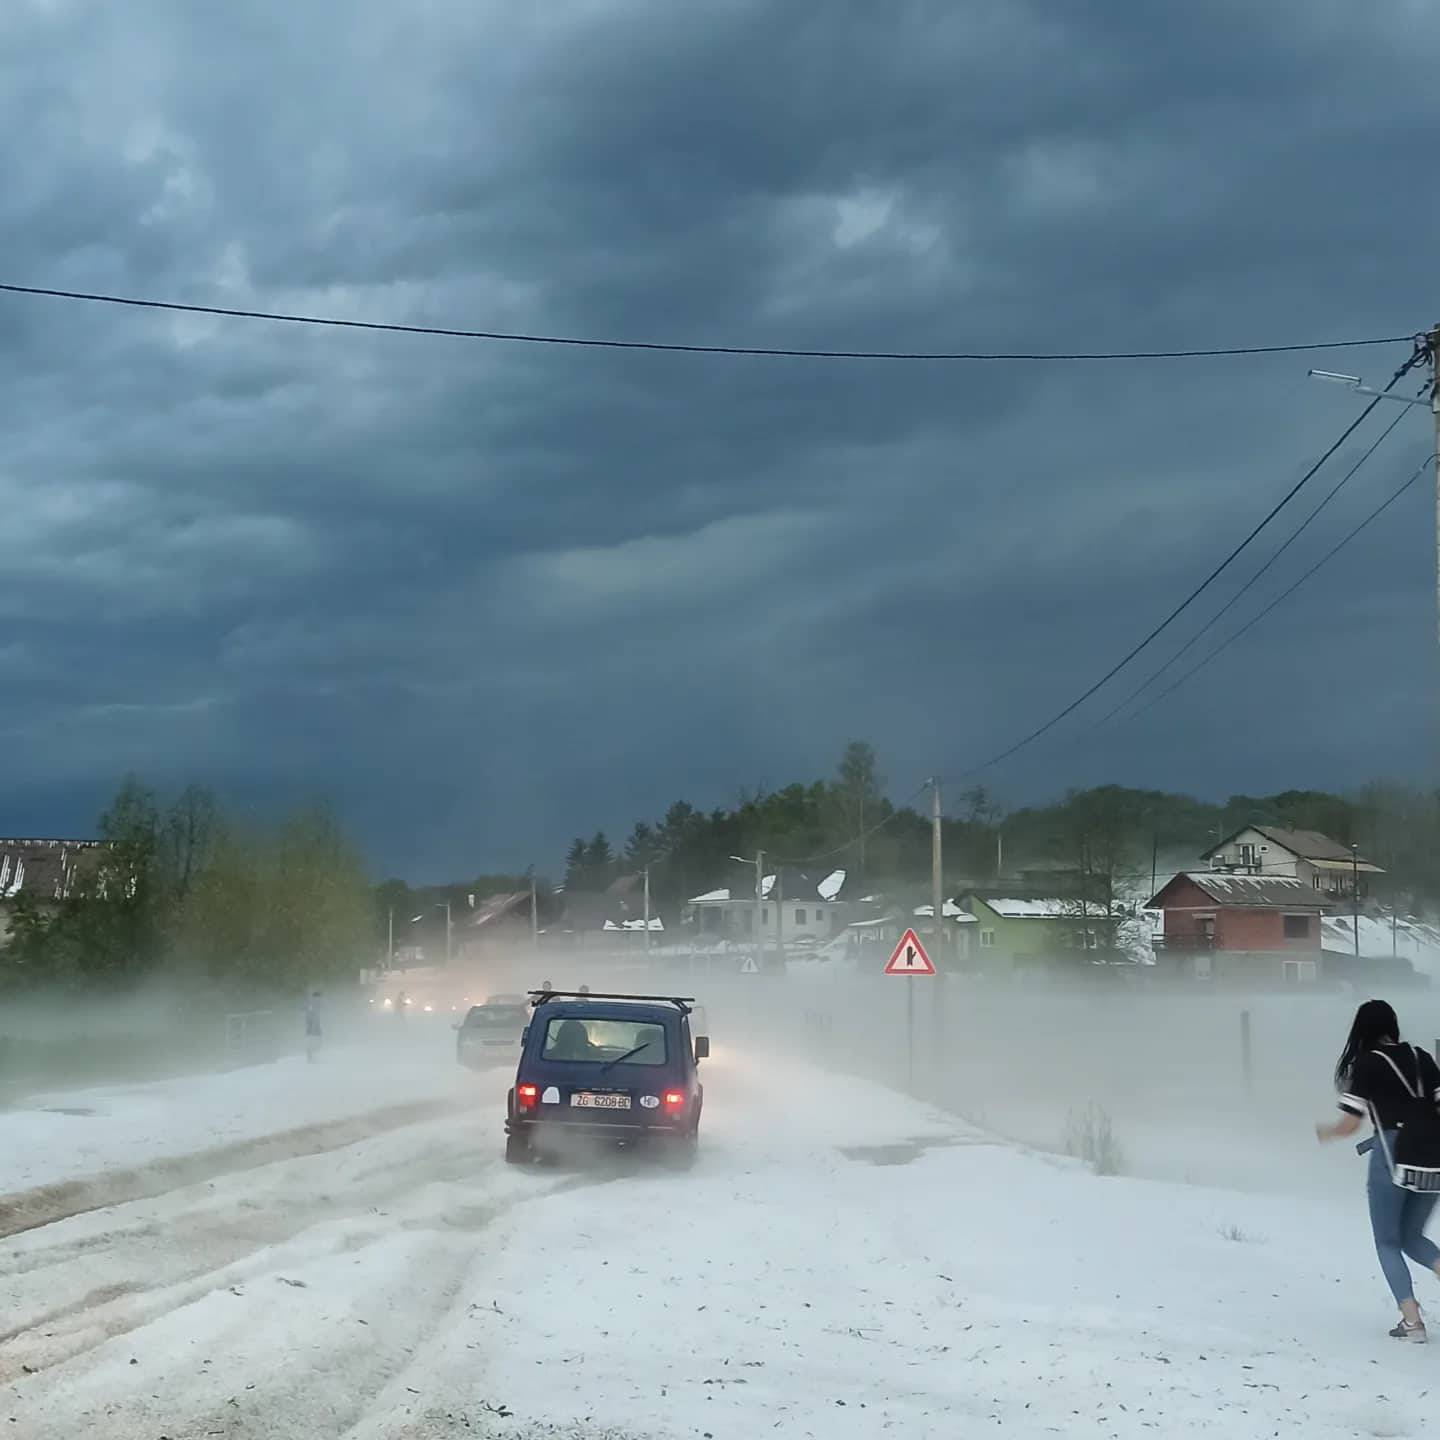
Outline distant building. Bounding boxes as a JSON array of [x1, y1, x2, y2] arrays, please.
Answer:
[[0, 838, 101, 942], [843, 897, 977, 967], [1203, 825, 1382, 901], [1147, 872, 1327, 983], [961, 894, 1122, 971], [685, 867, 852, 944], [454, 891, 532, 957]]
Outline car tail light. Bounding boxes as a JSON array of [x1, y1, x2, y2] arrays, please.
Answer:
[[516, 1083, 539, 1112], [662, 1090, 685, 1112]]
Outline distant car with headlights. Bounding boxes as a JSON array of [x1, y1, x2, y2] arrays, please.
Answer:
[[455, 997, 529, 1068], [504, 991, 707, 1165]]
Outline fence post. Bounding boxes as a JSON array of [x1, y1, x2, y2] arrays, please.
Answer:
[[1240, 1009, 1253, 1097]]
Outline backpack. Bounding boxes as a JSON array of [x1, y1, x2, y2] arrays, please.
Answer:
[[1373, 1045, 1440, 1193]]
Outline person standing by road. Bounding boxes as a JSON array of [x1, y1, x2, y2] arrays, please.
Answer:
[[1317, 998, 1440, 1341], [304, 989, 323, 1063]]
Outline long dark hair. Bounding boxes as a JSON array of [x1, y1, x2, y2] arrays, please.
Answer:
[[1335, 999, 1400, 1089]]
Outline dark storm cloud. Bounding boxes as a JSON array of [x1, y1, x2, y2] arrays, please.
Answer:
[[1, 0, 1437, 875]]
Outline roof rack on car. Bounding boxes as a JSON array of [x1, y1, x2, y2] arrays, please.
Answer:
[[527, 989, 695, 1014]]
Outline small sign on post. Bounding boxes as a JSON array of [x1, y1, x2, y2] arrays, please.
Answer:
[[883, 928, 935, 976], [883, 928, 934, 1095]]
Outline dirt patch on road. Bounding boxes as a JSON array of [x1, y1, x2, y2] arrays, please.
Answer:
[[0, 1097, 469, 1240]]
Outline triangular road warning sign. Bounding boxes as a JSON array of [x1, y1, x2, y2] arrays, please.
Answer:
[[739, 953, 760, 974], [884, 927, 935, 976]]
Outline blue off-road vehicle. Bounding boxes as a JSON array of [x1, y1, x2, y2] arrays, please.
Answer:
[[504, 991, 708, 1166]]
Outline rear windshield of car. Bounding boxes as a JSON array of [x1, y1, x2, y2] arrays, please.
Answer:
[[465, 1005, 525, 1028], [541, 1016, 668, 1066]]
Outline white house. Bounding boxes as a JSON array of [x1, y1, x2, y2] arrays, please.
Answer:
[[1204, 825, 1382, 900], [686, 869, 849, 942]]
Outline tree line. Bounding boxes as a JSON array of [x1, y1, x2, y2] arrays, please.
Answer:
[[554, 744, 1440, 913], [1, 777, 373, 997], [14, 757, 1437, 995]]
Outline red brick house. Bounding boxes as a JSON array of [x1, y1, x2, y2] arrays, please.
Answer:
[[1147, 872, 1328, 983]]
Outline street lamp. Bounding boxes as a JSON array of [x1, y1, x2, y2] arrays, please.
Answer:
[[435, 902, 452, 966], [1310, 345, 1440, 739], [1351, 844, 1360, 960], [1308, 370, 1430, 409], [406, 906, 452, 965], [731, 852, 766, 968]]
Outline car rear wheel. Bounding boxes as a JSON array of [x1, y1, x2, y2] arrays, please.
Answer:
[[662, 1128, 698, 1170], [504, 1131, 532, 1165]]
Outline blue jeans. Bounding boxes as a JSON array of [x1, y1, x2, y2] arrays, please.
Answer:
[[1368, 1133, 1440, 1305]]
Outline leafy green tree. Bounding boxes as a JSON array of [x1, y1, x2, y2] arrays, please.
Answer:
[[173, 805, 371, 994]]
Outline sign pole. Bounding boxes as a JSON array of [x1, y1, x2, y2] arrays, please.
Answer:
[[906, 981, 915, 1093], [882, 926, 935, 1094]]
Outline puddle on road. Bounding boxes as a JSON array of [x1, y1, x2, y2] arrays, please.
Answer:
[[837, 1134, 994, 1167]]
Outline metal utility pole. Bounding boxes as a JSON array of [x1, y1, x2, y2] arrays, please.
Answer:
[[1151, 834, 1159, 900], [775, 868, 785, 961], [1429, 324, 1440, 659], [387, 905, 394, 969], [930, 778, 944, 961], [1351, 843, 1360, 958], [858, 791, 866, 890], [754, 850, 765, 972], [643, 865, 652, 954], [438, 902, 453, 966], [530, 872, 539, 950]]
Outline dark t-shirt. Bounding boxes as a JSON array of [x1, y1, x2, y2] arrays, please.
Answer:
[[1339, 1042, 1440, 1131]]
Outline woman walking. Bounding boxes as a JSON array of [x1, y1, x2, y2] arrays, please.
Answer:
[[1317, 999, 1440, 1341]]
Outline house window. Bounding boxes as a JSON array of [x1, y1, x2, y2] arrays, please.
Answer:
[[1313, 874, 1322, 889], [979, 929, 995, 949], [1283, 958, 1318, 984], [1240, 843, 1258, 870], [815, 907, 824, 921], [795, 908, 807, 926], [762, 908, 769, 925], [1283, 914, 1311, 940]]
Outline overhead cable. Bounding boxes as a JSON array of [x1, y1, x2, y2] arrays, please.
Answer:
[[956, 342, 1428, 777], [0, 282, 1415, 363]]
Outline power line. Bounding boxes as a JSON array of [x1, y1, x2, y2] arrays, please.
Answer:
[[1123, 451, 1436, 722], [1094, 396, 1417, 728], [0, 282, 1415, 362], [956, 343, 1427, 778]]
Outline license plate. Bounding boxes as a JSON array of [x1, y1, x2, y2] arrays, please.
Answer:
[[570, 1092, 631, 1110]]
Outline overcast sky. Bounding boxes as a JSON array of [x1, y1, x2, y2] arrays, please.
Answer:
[[1, 0, 1437, 878]]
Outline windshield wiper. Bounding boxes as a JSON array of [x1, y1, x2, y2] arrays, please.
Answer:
[[597, 1040, 654, 1075]]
